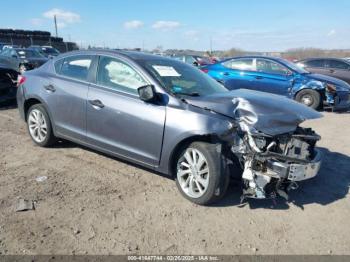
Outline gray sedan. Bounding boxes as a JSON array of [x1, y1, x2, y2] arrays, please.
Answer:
[[17, 50, 323, 205]]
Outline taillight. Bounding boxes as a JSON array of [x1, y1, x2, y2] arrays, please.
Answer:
[[17, 75, 26, 87], [201, 68, 209, 73]]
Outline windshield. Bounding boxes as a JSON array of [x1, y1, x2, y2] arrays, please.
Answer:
[[16, 49, 44, 58], [281, 58, 309, 74], [42, 47, 60, 55], [195, 56, 212, 64], [138, 58, 228, 97]]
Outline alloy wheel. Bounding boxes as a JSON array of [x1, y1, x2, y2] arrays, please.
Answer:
[[177, 148, 210, 198], [28, 109, 48, 143]]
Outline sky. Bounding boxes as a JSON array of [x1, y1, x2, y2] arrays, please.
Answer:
[[1, 0, 350, 51]]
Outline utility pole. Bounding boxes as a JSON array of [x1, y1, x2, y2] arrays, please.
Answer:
[[210, 36, 213, 55], [54, 15, 58, 37]]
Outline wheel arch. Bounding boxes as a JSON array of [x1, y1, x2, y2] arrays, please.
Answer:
[[168, 134, 223, 178], [23, 96, 57, 135], [295, 85, 326, 105]]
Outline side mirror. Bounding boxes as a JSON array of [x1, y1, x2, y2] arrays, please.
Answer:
[[193, 61, 199, 67], [286, 70, 293, 76], [138, 85, 157, 102]]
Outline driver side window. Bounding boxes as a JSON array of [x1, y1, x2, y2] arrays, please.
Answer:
[[97, 56, 147, 95], [256, 59, 290, 75]]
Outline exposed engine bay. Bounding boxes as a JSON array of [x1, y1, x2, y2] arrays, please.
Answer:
[[231, 127, 322, 201]]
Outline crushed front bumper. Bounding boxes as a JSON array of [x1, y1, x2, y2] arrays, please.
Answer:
[[325, 91, 350, 111], [233, 128, 323, 200], [288, 149, 322, 181]]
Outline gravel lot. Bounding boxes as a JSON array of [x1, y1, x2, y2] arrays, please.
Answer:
[[0, 103, 349, 255]]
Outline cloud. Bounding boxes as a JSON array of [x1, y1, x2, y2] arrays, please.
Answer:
[[152, 21, 180, 31], [43, 8, 81, 28], [327, 29, 336, 37], [123, 20, 144, 29]]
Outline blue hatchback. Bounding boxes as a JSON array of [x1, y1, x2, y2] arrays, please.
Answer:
[[202, 56, 350, 110]]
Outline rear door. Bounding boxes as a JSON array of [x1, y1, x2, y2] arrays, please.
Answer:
[[45, 55, 95, 141], [86, 55, 166, 166], [325, 59, 350, 84], [220, 58, 257, 90], [253, 58, 294, 96]]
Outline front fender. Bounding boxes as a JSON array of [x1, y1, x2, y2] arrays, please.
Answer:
[[291, 78, 325, 98], [157, 104, 234, 175]]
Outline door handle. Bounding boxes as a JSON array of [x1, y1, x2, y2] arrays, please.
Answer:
[[255, 76, 263, 79], [223, 72, 230, 76], [89, 99, 104, 109], [44, 84, 56, 92]]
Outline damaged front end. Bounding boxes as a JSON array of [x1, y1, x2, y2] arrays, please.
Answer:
[[231, 127, 322, 201], [186, 89, 324, 201], [226, 92, 324, 201]]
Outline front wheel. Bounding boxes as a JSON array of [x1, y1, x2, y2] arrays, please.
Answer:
[[175, 142, 229, 205], [295, 89, 321, 109]]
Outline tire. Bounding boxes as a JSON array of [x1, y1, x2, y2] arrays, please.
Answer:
[[175, 142, 229, 205], [295, 89, 321, 109], [27, 104, 57, 147]]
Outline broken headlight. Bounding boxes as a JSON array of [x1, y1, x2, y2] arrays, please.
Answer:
[[326, 83, 337, 93]]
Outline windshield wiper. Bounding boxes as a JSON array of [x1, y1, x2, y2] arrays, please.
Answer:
[[173, 92, 200, 97]]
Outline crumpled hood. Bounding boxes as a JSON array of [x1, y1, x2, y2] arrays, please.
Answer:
[[186, 89, 323, 136], [307, 73, 350, 91]]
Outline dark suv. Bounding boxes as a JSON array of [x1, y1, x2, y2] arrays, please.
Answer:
[[297, 58, 350, 84]]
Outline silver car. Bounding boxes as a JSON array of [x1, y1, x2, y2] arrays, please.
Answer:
[[17, 50, 323, 205]]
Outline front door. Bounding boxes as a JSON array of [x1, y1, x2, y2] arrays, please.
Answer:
[[86, 55, 166, 166], [325, 59, 350, 84], [253, 58, 294, 96]]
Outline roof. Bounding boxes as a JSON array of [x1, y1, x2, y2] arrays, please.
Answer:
[[58, 49, 174, 62], [298, 57, 350, 63], [220, 55, 287, 63]]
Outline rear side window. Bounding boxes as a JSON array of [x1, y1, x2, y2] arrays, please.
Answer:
[[305, 59, 325, 68], [54, 59, 63, 73], [222, 58, 254, 71], [58, 55, 93, 81], [326, 60, 350, 70]]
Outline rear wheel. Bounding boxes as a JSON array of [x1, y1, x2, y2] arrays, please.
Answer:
[[175, 142, 229, 205], [295, 89, 321, 109], [27, 104, 56, 147]]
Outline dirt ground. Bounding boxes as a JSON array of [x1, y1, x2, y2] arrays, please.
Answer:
[[0, 104, 349, 255]]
